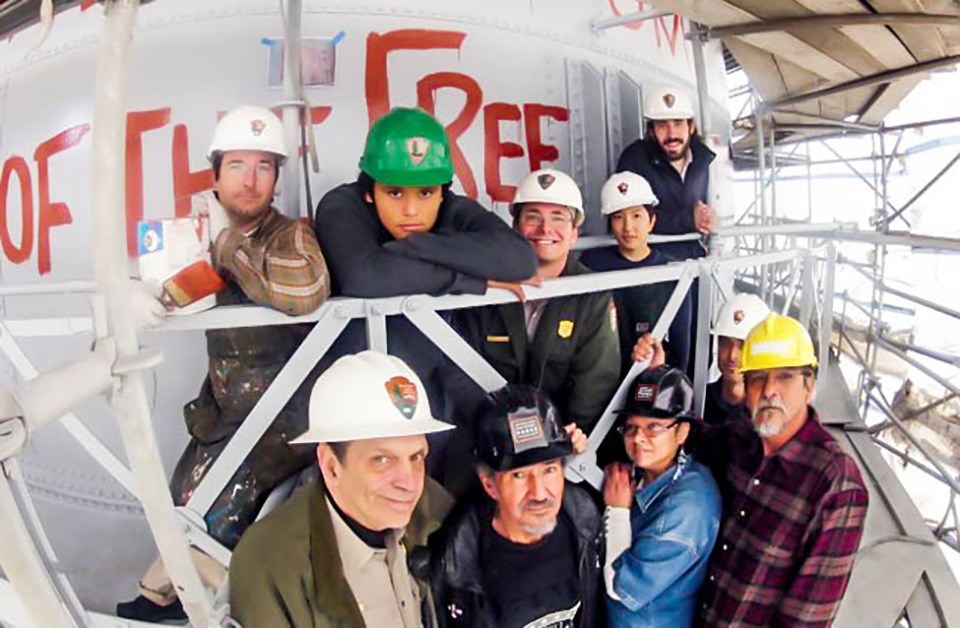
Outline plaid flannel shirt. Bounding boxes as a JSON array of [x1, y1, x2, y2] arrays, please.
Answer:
[[214, 208, 329, 315], [697, 407, 869, 627]]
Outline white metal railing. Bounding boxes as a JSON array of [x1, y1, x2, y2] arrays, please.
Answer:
[[16, 220, 960, 624]]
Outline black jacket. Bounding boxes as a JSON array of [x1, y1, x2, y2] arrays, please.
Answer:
[[451, 256, 620, 435], [616, 135, 715, 261], [429, 483, 604, 628], [314, 182, 537, 297]]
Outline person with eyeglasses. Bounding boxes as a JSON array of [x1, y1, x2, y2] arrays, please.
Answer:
[[602, 366, 721, 627], [451, 169, 621, 440], [689, 314, 868, 626]]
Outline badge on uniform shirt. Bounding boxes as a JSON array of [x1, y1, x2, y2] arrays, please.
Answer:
[[385, 376, 418, 419], [486, 335, 510, 343], [557, 319, 574, 339]]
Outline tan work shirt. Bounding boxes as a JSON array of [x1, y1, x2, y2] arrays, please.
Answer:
[[327, 498, 422, 628]]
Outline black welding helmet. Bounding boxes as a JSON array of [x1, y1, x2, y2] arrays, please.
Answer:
[[474, 385, 574, 472], [617, 365, 695, 421]]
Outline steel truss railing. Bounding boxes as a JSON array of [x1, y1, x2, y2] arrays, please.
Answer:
[[0, 223, 841, 625], [9, 220, 960, 623], [832, 256, 960, 557]]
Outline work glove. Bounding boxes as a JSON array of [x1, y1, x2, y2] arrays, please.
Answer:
[[126, 278, 167, 330], [193, 191, 230, 247]]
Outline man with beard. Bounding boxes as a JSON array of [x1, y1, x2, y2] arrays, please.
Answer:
[[429, 386, 603, 627], [117, 105, 330, 622], [704, 293, 770, 426], [688, 314, 869, 626], [616, 86, 716, 262]]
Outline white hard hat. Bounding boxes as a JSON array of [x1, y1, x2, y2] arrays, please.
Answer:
[[207, 105, 288, 165], [713, 293, 770, 340], [600, 172, 659, 216], [511, 169, 585, 227], [289, 351, 454, 444], [644, 86, 696, 121]]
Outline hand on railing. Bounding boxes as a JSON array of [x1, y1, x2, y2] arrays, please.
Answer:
[[565, 423, 588, 454], [631, 333, 665, 368], [695, 201, 717, 234], [487, 275, 543, 304]]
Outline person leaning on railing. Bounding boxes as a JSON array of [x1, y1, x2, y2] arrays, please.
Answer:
[[311, 107, 538, 486], [451, 169, 621, 441], [117, 105, 331, 623]]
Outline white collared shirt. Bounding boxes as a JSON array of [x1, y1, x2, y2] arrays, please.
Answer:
[[327, 498, 422, 628]]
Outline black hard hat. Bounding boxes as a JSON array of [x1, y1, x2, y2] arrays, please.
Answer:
[[618, 366, 695, 421], [474, 386, 573, 472]]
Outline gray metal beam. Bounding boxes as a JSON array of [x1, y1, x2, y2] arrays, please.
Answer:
[[591, 9, 671, 32], [763, 54, 960, 111], [693, 13, 960, 41]]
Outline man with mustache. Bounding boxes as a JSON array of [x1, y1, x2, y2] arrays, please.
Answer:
[[704, 293, 770, 426], [615, 86, 716, 262], [429, 386, 603, 627], [689, 314, 869, 626]]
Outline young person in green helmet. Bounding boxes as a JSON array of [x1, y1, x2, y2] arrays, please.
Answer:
[[313, 108, 537, 487], [314, 107, 537, 298]]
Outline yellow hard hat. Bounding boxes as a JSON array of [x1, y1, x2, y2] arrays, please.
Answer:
[[739, 313, 818, 372]]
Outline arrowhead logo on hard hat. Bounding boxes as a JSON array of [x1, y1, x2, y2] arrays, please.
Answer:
[[385, 376, 419, 419], [250, 119, 265, 137], [617, 182, 629, 195], [733, 309, 745, 324], [663, 93, 676, 109], [537, 173, 555, 189], [406, 137, 430, 166]]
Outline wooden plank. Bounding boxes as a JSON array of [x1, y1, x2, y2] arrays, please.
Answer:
[[869, 0, 948, 59], [838, 25, 917, 67], [794, 0, 917, 66], [731, 0, 887, 76], [736, 32, 860, 82], [859, 74, 925, 124], [724, 37, 789, 98]]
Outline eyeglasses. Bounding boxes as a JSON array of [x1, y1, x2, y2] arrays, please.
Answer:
[[518, 210, 574, 228], [617, 421, 679, 439]]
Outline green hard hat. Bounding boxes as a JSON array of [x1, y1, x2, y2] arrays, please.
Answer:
[[360, 107, 454, 186]]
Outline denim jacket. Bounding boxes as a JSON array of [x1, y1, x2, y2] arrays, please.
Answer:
[[607, 453, 721, 627]]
